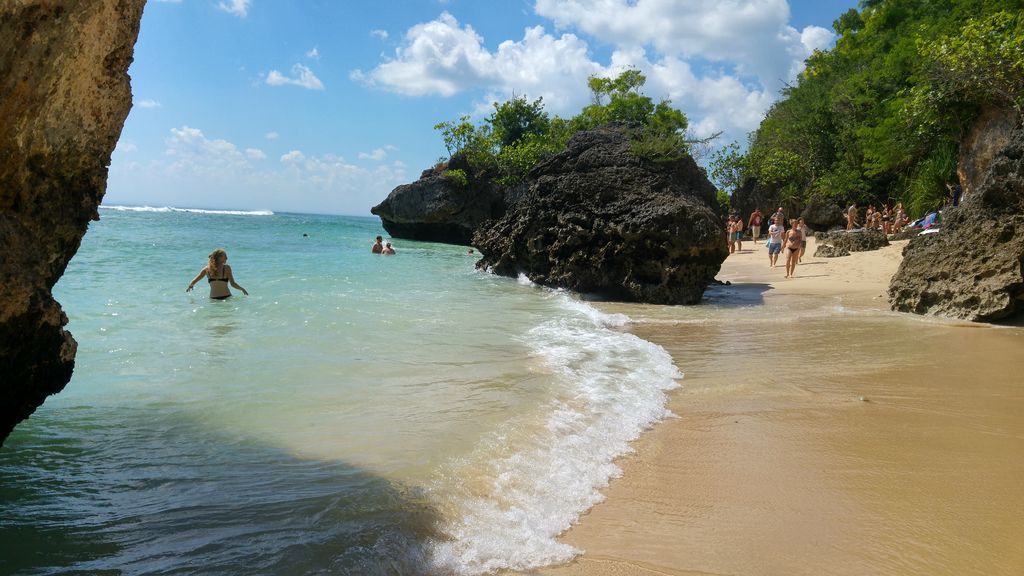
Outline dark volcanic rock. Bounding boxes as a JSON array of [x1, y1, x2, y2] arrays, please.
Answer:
[[890, 125, 1024, 322], [814, 229, 889, 257], [1, 0, 145, 446], [473, 126, 727, 304], [814, 244, 851, 258], [888, 228, 922, 241], [370, 154, 507, 245], [730, 176, 783, 222], [800, 198, 846, 231]]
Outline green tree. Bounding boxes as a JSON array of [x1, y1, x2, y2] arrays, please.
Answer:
[[920, 10, 1024, 116], [489, 95, 551, 149]]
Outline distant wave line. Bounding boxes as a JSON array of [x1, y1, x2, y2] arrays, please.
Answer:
[[101, 205, 274, 216]]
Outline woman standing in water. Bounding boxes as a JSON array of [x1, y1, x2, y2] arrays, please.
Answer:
[[186, 248, 248, 299]]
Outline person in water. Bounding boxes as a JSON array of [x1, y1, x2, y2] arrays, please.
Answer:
[[382, 242, 396, 255], [186, 248, 248, 299], [372, 236, 384, 254]]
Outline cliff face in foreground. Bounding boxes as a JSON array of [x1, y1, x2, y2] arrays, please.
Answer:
[[0, 0, 146, 446], [889, 124, 1024, 322], [474, 126, 728, 305]]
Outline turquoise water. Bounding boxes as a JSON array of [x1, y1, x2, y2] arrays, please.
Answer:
[[0, 207, 679, 575]]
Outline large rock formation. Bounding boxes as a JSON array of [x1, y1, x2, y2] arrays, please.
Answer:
[[730, 176, 784, 222], [889, 125, 1024, 322], [958, 106, 1018, 196], [813, 229, 889, 257], [370, 154, 509, 245], [473, 126, 727, 304], [800, 197, 846, 231], [1, 0, 146, 446]]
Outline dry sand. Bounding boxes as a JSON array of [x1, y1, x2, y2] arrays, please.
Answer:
[[536, 237, 1024, 576]]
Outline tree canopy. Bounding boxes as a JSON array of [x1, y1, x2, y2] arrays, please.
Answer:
[[732, 0, 1024, 218], [433, 70, 692, 184]]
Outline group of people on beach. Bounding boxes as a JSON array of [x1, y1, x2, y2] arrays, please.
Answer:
[[729, 208, 807, 279], [846, 202, 908, 233], [185, 235, 398, 299]]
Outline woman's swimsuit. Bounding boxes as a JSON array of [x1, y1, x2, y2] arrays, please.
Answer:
[[208, 274, 230, 299]]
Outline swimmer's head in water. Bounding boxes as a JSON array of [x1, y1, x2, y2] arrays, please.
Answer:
[[208, 248, 227, 272], [376, 235, 383, 242]]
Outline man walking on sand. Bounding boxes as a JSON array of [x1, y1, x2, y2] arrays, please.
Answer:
[[767, 215, 784, 267], [748, 208, 763, 244]]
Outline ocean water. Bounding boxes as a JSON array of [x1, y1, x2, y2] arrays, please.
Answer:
[[0, 207, 680, 575]]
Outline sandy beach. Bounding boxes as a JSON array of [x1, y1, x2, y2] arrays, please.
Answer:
[[538, 237, 1024, 576]]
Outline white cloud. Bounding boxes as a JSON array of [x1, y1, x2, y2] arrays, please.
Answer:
[[352, 4, 836, 147], [533, 0, 833, 92], [136, 99, 161, 108], [370, 29, 389, 40], [306, 47, 320, 59], [265, 131, 279, 140], [266, 64, 325, 90], [245, 148, 266, 160], [358, 145, 397, 161], [217, 0, 250, 17], [161, 126, 254, 179], [351, 12, 602, 113], [115, 141, 137, 154], [109, 131, 409, 215], [281, 150, 306, 163]]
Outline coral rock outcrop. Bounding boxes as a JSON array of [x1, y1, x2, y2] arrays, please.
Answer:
[[370, 154, 508, 245], [889, 124, 1024, 322], [1, 0, 145, 446], [473, 126, 727, 304], [813, 229, 889, 257]]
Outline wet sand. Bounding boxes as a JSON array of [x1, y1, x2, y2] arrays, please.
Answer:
[[539, 237, 1024, 576]]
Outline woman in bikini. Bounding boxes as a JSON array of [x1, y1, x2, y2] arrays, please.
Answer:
[[784, 219, 803, 278], [186, 248, 248, 299]]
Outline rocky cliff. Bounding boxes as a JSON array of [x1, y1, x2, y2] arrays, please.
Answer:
[[473, 126, 727, 305], [889, 125, 1024, 322], [1, 0, 146, 446], [370, 154, 509, 245], [958, 106, 1018, 197]]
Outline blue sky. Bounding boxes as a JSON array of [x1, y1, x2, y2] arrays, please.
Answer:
[[108, 0, 858, 216]]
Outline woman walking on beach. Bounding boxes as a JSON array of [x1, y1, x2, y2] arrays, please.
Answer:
[[784, 220, 803, 278], [186, 248, 248, 300]]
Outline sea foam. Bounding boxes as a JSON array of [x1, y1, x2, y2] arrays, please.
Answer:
[[428, 293, 681, 574], [101, 205, 274, 216]]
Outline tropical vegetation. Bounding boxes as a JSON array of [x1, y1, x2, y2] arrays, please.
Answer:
[[712, 0, 1024, 218], [433, 70, 693, 185]]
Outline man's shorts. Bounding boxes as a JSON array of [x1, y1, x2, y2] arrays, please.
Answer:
[[767, 242, 782, 255]]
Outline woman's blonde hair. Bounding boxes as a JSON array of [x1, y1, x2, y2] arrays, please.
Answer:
[[207, 249, 227, 275]]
